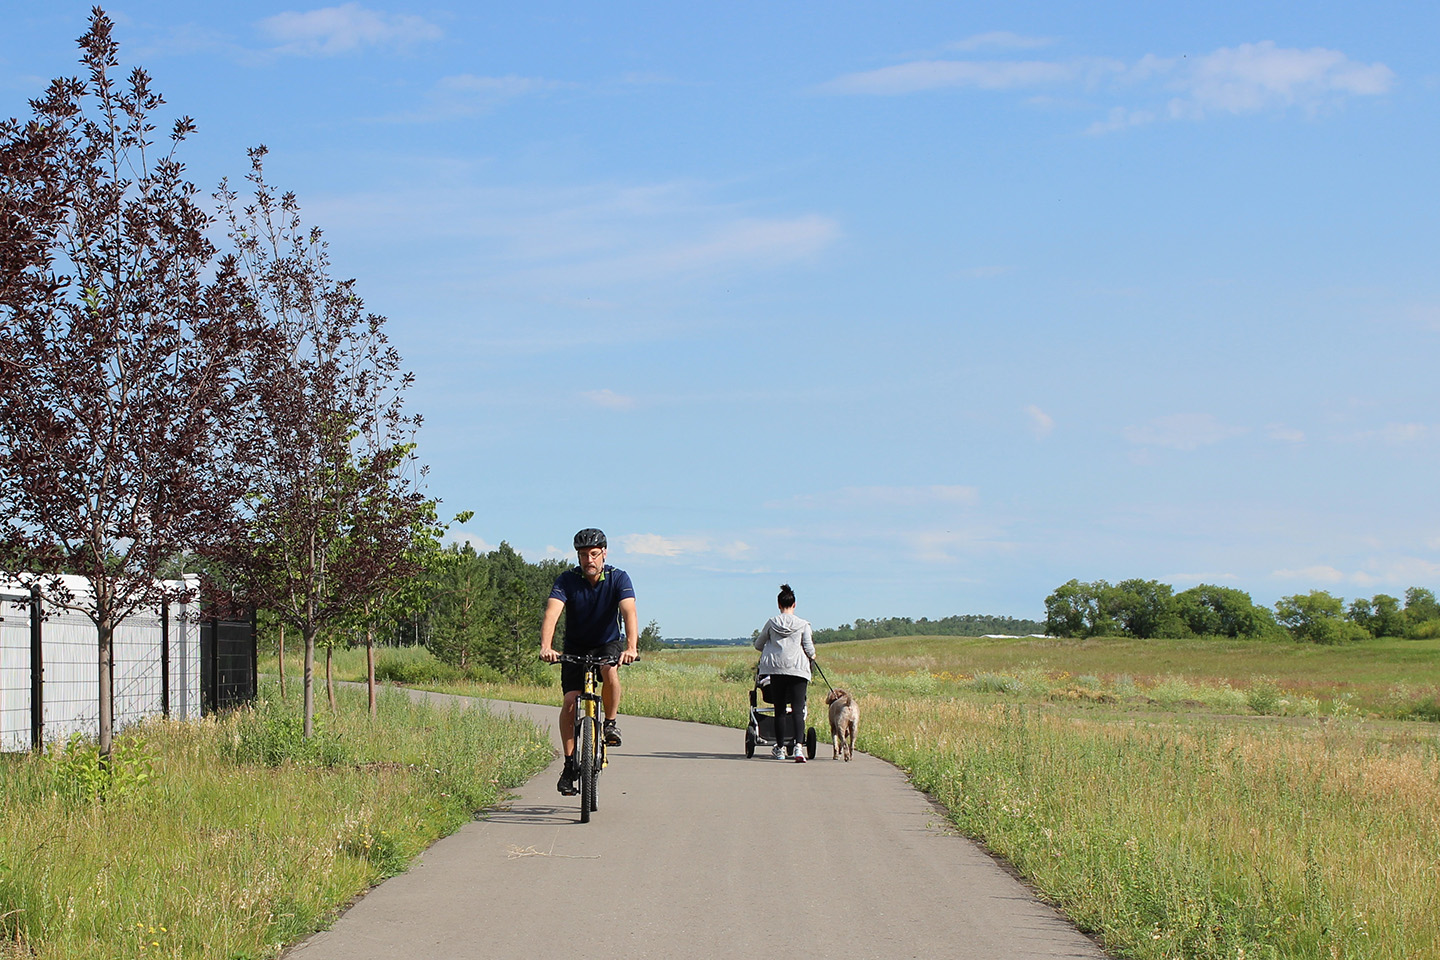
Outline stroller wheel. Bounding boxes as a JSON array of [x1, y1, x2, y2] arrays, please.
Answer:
[[805, 726, 817, 760], [745, 729, 756, 758]]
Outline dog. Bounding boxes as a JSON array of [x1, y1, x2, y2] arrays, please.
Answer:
[[826, 689, 859, 761]]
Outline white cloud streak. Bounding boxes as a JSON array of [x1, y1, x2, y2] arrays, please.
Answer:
[[582, 388, 636, 410], [620, 533, 750, 559], [1024, 404, 1054, 439], [820, 58, 1119, 95], [821, 39, 1393, 130], [779, 485, 980, 510], [949, 32, 1056, 52], [1123, 413, 1246, 451], [1162, 42, 1395, 118], [304, 180, 840, 292], [259, 3, 441, 56]]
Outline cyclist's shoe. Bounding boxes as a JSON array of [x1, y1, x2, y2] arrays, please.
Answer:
[[556, 758, 579, 796], [771, 744, 787, 760], [603, 719, 622, 746]]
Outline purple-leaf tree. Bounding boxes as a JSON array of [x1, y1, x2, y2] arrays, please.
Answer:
[[218, 147, 429, 737], [0, 9, 256, 758]]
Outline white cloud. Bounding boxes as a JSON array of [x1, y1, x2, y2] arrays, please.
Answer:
[[424, 74, 566, 115], [259, 3, 441, 56], [447, 530, 494, 552], [1272, 564, 1347, 583], [949, 32, 1055, 52], [1166, 42, 1394, 118], [1378, 422, 1429, 444], [1272, 557, 1440, 589], [1123, 413, 1246, 451], [819, 58, 1118, 95], [718, 541, 752, 560], [582, 389, 636, 410], [779, 485, 979, 510], [604, 215, 839, 280], [1024, 404, 1054, 439], [1352, 556, 1440, 585], [619, 533, 748, 559], [304, 180, 840, 294], [1084, 106, 1157, 135], [821, 39, 1392, 130], [1266, 424, 1306, 443]]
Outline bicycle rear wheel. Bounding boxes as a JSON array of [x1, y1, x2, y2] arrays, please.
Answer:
[[578, 716, 596, 822]]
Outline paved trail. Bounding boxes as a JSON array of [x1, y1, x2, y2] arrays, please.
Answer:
[[286, 692, 1108, 960]]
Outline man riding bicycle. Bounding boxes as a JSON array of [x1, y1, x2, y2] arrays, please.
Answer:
[[540, 528, 639, 796]]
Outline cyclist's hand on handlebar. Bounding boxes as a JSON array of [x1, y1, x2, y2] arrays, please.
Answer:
[[619, 649, 639, 665], [540, 647, 560, 663]]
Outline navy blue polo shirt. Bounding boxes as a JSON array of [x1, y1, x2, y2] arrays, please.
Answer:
[[550, 565, 636, 649]]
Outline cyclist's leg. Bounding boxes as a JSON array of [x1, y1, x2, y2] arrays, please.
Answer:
[[597, 639, 627, 720], [600, 663, 620, 720], [560, 691, 581, 758]]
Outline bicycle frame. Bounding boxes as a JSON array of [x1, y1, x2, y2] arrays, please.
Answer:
[[556, 653, 619, 823]]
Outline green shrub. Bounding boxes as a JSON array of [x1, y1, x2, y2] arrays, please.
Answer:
[[1407, 619, 1440, 640], [719, 660, 753, 683], [1246, 677, 1283, 715], [492, 660, 555, 687], [971, 672, 1021, 695], [461, 663, 505, 684], [46, 731, 156, 804], [227, 694, 350, 767], [375, 652, 462, 684]]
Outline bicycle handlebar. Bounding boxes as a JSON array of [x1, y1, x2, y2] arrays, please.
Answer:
[[547, 652, 639, 666]]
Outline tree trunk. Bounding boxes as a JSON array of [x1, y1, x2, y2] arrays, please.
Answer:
[[366, 625, 377, 717], [326, 644, 336, 712], [278, 623, 286, 699], [302, 625, 316, 739], [97, 616, 114, 761]]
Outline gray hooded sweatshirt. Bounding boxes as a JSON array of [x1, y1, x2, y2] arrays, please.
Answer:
[[754, 611, 816, 679]]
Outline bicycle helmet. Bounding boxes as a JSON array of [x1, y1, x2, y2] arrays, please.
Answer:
[[573, 528, 607, 550]]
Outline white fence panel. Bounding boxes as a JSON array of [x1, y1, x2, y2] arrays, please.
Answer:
[[169, 606, 200, 721], [42, 610, 102, 746], [0, 595, 30, 752], [0, 576, 205, 751]]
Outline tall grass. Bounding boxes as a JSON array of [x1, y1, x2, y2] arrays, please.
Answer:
[[0, 682, 551, 959]]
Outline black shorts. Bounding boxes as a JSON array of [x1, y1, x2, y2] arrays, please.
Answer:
[[561, 640, 626, 694]]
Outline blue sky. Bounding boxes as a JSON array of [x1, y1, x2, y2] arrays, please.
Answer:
[[4, 3, 1437, 637]]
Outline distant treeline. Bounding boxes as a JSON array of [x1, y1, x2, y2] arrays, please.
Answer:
[[1044, 578, 1440, 644], [812, 614, 1045, 644]]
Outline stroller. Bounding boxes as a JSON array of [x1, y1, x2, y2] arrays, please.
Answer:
[[744, 668, 817, 759]]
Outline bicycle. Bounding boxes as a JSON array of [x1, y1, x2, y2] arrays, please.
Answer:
[[553, 652, 628, 822]]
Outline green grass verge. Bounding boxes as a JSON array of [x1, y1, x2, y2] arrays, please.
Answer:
[[0, 681, 552, 959]]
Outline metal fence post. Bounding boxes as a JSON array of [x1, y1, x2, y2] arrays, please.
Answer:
[[29, 584, 42, 751], [249, 606, 259, 703], [161, 599, 171, 718], [210, 615, 220, 715]]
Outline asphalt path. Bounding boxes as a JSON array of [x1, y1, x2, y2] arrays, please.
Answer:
[[285, 690, 1109, 960]]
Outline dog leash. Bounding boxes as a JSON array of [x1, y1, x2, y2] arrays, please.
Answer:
[[811, 658, 836, 695]]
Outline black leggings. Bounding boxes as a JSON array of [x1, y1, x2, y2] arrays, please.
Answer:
[[767, 674, 808, 747]]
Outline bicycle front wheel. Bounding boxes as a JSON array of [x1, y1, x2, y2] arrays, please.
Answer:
[[578, 716, 596, 822]]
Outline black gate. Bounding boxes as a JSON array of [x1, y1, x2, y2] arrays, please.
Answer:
[[200, 612, 257, 715]]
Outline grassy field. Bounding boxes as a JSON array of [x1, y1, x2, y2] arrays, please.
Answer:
[[0, 682, 552, 960], [307, 635, 1440, 960]]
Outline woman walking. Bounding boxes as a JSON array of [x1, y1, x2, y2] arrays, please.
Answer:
[[754, 583, 816, 762]]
